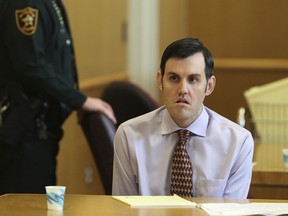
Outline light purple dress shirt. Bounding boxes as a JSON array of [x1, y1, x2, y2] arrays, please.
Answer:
[[112, 106, 254, 198]]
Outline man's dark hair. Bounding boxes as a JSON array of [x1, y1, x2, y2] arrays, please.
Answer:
[[160, 37, 214, 80]]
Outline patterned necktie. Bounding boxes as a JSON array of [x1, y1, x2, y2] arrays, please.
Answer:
[[170, 129, 193, 197]]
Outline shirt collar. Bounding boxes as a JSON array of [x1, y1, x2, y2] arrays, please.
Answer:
[[161, 106, 209, 137]]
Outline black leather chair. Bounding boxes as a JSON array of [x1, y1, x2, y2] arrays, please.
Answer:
[[78, 111, 115, 195], [101, 81, 159, 128]]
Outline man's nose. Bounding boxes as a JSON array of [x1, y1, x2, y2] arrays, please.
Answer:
[[178, 80, 188, 95]]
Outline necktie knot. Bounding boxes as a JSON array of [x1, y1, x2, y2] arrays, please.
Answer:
[[177, 129, 192, 144]]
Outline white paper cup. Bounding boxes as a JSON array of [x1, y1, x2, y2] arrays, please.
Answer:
[[45, 186, 66, 211], [47, 210, 63, 216], [282, 149, 288, 169]]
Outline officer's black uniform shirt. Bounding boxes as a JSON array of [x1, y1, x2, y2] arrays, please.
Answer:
[[0, 0, 86, 110]]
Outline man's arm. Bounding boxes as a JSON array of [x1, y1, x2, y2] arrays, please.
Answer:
[[223, 134, 254, 198], [112, 125, 138, 195]]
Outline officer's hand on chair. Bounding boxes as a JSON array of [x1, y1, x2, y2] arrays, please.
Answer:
[[82, 97, 117, 124]]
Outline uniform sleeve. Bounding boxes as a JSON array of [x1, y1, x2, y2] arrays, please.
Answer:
[[3, 0, 86, 110], [223, 133, 254, 198], [112, 125, 139, 195]]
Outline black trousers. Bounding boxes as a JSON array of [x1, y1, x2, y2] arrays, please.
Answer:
[[0, 133, 60, 195]]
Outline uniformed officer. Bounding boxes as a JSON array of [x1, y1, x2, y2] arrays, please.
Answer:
[[0, 0, 116, 194]]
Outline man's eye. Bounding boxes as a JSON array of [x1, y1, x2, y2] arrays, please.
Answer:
[[169, 75, 178, 81], [189, 77, 198, 83]]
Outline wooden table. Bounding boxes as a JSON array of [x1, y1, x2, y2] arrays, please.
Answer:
[[251, 169, 288, 199], [0, 194, 287, 216], [250, 142, 288, 199]]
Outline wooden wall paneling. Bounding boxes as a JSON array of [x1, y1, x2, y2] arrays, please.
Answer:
[[251, 170, 288, 199], [188, 0, 288, 59], [58, 113, 105, 194], [159, 0, 190, 56], [64, 0, 127, 80]]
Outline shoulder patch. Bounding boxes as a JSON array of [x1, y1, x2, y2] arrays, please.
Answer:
[[15, 7, 39, 36]]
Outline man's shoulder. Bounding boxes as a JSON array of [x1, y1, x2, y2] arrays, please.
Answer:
[[205, 107, 251, 135], [119, 106, 164, 128]]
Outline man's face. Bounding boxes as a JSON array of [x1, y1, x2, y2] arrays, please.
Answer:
[[158, 52, 216, 128]]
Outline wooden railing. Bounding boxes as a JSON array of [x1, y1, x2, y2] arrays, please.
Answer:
[[214, 58, 288, 70], [79, 71, 129, 92]]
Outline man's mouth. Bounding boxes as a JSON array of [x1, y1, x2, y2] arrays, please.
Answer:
[[176, 99, 189, 104]]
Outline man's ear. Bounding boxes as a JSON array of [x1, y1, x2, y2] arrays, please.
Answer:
[[157, 70, 163, 91], [205, 75, 216, 96]]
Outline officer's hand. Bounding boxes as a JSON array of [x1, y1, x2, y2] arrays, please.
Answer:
[[81, 97, 117, 124]]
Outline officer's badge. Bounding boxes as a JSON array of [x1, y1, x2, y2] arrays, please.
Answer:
[[15, 7, 39, 36]]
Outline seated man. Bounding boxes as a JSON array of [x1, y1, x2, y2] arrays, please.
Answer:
[[112, 37, 254, 198]]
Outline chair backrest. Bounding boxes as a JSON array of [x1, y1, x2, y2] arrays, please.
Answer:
[[101, 81, 159, 128], [78, 111, 116, 195], [79, 81, 158, 194]]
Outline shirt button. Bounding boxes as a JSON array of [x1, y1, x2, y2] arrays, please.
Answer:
[[66, 39, 71, 45]]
